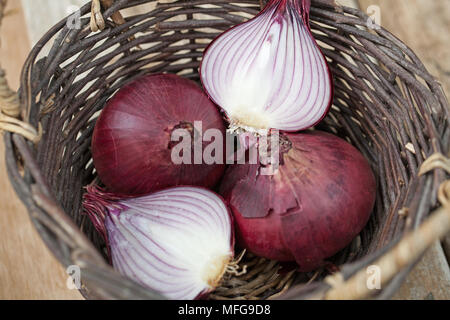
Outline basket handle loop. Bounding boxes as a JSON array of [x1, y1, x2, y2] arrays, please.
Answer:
[[419, 153, 450, 209], [323, 153, 450, 300], [0, 69, 19, 118], [90, 0, 126, 32], [0, 0, 40, 143]]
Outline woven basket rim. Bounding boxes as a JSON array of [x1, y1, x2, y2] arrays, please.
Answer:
[[1, 0, 449, 300]]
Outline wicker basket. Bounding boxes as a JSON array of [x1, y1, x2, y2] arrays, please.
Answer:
[[1, 0, 449, 300]]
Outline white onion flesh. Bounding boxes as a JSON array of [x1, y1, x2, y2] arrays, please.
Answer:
[[104, 187, 233, 300], [201, 0, 332, 132]]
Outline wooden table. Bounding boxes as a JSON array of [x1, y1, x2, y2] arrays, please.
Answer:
[[0, 0, 448, 300]]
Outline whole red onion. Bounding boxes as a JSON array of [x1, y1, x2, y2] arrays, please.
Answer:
[[219, 130, 376, 272], [92, 74, 226, 195]]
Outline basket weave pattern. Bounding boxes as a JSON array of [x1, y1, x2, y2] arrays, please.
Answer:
[[2, 0, 449, 299]]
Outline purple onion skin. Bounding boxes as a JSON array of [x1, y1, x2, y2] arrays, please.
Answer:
[[268, 0, 311, 20], [92, 74, 226, 196], [219, 131, 376, 272]]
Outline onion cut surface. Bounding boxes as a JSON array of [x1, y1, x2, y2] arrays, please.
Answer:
[[200, 0, 333, 132], [83, 186, 234, 300]]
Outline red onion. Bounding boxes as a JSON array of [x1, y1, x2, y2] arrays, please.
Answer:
[[92, 74, 226, 195], [200, 0, 333, 133], [83, 186, 235, 300], [219, 131, 376, 272]]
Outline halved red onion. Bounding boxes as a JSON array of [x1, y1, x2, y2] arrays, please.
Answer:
[[200, 0, 333, 133], [83, 186, 234, 300]]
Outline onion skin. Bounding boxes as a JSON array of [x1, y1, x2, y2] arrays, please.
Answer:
[[219, 131, 376, 272], [92, 74, 226, 195]]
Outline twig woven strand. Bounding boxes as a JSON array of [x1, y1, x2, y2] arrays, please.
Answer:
[[90, 0, 105, 32], [90, 0, 126, 32], [418, 153, 450, 176]]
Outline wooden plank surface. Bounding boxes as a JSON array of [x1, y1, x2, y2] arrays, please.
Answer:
[[392, 241, 450, 300], [0, 0, 448, 300]]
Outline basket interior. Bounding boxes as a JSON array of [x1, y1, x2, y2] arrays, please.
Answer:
[[22, 0, 449, 299]]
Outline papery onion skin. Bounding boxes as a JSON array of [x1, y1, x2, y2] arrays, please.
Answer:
[[200, 0, 333, 132], [219, 131, 376, 272], [92, 73, 226, 196], [83, 185, 235, 300]]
